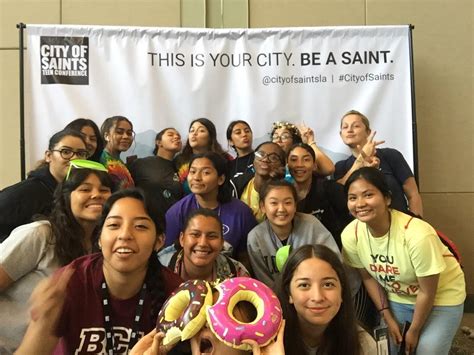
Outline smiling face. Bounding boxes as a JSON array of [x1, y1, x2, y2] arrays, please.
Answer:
[[289, 257, 342, 332], [339, 114, 370, 148], [347, 177, 391, 229], [288, 146, 315, 184], [157, 128, 182, 154], [261, 186, 297, 228], [70, 173, 112, 224], [229, 122, 253, 154], [188, 158, 225, 198], [107, 119, 134, 153], [272, 127, 294, 153], [100, 197, 162, 277], [45, 135, 88, 182], [179, 215, 223, 271], [80, 125, 98, 157], [253, 143, 284, 177], [189, 122, 210, 152]]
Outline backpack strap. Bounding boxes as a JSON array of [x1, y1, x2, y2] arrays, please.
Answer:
[[436, 230, 462, 265], [223, 254, 238, 276], [403, 215, 461, 264], [168, 250, 180, 272], [403, 216, 415, 230]]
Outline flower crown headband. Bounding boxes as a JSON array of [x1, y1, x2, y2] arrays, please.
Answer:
[[271, 121, 301, 137]]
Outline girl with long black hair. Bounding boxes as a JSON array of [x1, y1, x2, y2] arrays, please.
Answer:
[[175, 118, 231, 194], [16, 188, 183, 354], [277, 244, 376, 355], [0, 164, 113, 353]]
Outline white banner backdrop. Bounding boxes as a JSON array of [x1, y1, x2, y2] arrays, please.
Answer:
[[25, 25, 414, 171]]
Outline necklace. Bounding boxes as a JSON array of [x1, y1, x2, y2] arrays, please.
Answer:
[[101, 279, 147, 354]]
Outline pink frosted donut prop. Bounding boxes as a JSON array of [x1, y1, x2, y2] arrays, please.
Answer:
[[206, 277, 282, 351], [156, 279, 212, 346]]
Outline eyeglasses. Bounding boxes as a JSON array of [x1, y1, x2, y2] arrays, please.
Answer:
[[65, 159, 109, 180], [254, 150, 283, 163], [271, 133, 292, 142], [51, 148, 89, 160]]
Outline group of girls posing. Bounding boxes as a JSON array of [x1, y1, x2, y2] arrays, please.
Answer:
[[0, 116, 130, 239], [7, 171, 466, 354], [1, 110, 464, 354], [0, 109, 423, 237], [10, 183, 371, 355]]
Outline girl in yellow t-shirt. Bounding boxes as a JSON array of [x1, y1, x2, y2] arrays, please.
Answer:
[[342, 167, 465, 354]]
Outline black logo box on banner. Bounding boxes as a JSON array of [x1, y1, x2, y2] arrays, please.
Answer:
[[40, 36, 89, 85]]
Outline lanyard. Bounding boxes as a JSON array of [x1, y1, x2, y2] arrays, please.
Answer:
[[101, 280, 147, 354], [266, 219, 294, 247]]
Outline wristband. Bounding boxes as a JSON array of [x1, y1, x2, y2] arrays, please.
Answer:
[[309, 141, 317, 146], [378, 307, 389, 312]]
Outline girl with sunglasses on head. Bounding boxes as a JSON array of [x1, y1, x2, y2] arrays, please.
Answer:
[[0, 128, 89, 242], [65, 118, 104, 162], [0, 163, 113, 353], [159, 208, 249, 282], [175, 118, 232, 194], [276, 244, 376, 355], [129, 128, 183, 213], [164, 152, 256, 263], [16, 188, 183, 355], [227, 120, 255, 179], [235, 142, 286, 223], [100, 115, 135, 190], [342, 167, 465, 354], [247, 179, 339, 288], [271, 121, 335, 177]]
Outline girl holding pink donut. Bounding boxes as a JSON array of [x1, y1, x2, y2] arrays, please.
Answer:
[[277, 244, 376, 355], [130, 296, 286, 355]]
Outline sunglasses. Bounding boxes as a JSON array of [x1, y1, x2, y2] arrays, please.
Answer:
[[65, 159, 109, 181]]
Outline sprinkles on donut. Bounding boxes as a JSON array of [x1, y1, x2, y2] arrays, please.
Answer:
[[206, 277, 283, 351], [156, 279, 212, 346]]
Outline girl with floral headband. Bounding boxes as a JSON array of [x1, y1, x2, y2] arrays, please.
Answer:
[[271, 121, 335, 177]]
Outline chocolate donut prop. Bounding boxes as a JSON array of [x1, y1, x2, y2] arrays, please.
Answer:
[[206, 277, 282, 350], [156, 279, 212, 346]]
